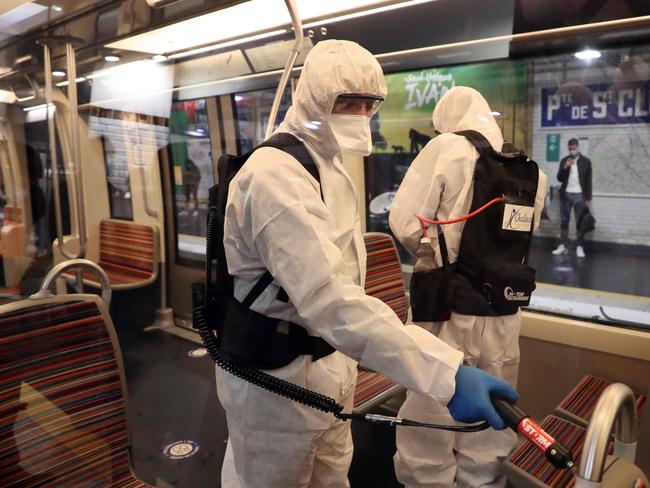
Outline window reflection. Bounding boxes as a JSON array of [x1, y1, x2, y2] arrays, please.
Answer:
[[234, 86, 291, 154], [367, 49, 650, 327], [169, 99, 213, 263]]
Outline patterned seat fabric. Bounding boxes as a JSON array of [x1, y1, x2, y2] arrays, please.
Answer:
[[556, 375, 646, 425], [363, 233, 407, 324], [353, 233, 407, 411], [0, 298, 151, 487], [64, 220, 156, 287], [354, 371, 399, 408]]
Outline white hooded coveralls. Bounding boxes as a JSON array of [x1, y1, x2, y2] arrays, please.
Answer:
[[216, 40, 464, 488], [390, 87, 547, 488]]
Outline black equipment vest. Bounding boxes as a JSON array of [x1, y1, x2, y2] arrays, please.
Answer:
[[410, 130, 539, 320], [196, 132, 335, 370]]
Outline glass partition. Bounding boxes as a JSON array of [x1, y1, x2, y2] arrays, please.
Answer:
[[365, 47, 650, 329], [169, 98, 214, 264]]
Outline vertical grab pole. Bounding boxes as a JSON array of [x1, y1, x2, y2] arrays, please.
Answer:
[[65, 42, 87, 292], [264, 0, 303, 139], [42, 42, 65, 250], [42, 41, 82, 292]]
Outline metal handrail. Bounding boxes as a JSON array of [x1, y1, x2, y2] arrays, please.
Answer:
[[264, 0, 303, 139], [66, 41, 88, 259], [42, 43, 67, 258], [30, 258, 112, 306], [0, 141, 16, 206], [577, 383, 638, 483], [40, 38, 87, 293], [40, 39, 87, 261], [135, 147, 158, 217]]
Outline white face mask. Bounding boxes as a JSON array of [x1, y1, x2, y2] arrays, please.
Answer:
[[328, 114, 372, 156]]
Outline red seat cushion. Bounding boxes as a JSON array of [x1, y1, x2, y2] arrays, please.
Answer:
[[557, 375, 646, 423], [363, 233, 407, 324], [0, 298, 152, 487], [354, 370, 398, 408], [63, 220, 156, 287]]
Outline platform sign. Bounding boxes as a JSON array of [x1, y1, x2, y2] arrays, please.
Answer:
[[541, 83, 650, 126], [546, 134, 561, 161]]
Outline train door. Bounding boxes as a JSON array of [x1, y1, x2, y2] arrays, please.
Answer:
[[163, 95, 225, 327], [164, 87, 291, 328]]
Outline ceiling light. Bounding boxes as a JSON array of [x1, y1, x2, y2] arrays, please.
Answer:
[[23, 103, 54, 112], [575, 49, 601, 60], [14, 55, 33, 66], [52, 5, 63, 12], [105, 55, 120, 62], [0, 3, 48, 38], [302, 0, 434, 28], [152, 54, 168, 62], [167, 30, 285, 60], [53, 77, 84, 85], [490, 111, 501, 116], [0, 89, 16, 103], [52, 70, 65, 77], [107, 0, 428, 56], [234, 95, 244, 101]]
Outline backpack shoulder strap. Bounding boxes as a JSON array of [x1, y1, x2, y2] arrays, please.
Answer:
[[454, 130, 495, 158], [242, 132, 322, 307], [259, 133, 321, 193]]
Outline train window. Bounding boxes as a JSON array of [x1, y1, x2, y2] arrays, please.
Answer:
[[169, 98, 214, 264], [234, 85, 292, 153], [366, 47, 650, 330], [100, 136, 133, 220]]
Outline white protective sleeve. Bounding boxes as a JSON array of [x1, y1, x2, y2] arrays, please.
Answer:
[[231, 153, 464, 405]]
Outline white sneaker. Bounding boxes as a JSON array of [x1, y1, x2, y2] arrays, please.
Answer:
[[552, 244, 568, 255], [576, 246, 586, 258]]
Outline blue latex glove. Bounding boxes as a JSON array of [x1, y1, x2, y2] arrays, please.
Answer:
[[447, 364, 519, 430]]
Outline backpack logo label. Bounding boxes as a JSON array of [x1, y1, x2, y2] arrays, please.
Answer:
[[502, 204, 534, 232], [504, 286, 530, 302]]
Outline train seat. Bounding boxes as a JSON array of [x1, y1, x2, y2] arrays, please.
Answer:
[[505, 415, 613, 487], [554, 374, 646, 428], [63, 219, 159, 290], [353, 233, 407, 413], [0, 294, 151, 486]]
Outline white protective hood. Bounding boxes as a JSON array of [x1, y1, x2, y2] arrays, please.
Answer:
[[279, 39, 387, 157], [432, 86, 503, 151]]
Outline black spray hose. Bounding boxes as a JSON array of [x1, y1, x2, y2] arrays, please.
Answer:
[[201, 206, 488, 434], [196, 306, 345, 416]]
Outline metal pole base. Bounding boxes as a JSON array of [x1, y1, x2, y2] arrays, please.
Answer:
[[145, 307, 175, 331]]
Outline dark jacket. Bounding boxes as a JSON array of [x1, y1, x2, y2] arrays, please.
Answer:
[[557, 153, 592, 200]]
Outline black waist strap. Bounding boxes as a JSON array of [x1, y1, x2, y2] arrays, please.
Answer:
[[278, 320, 336, 361]]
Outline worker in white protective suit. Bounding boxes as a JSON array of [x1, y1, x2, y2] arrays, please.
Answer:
[[216, 42, 518, 488], [390, 86, 548, 488]]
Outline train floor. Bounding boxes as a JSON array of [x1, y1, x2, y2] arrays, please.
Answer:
[[120, 328, 401, 487]]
